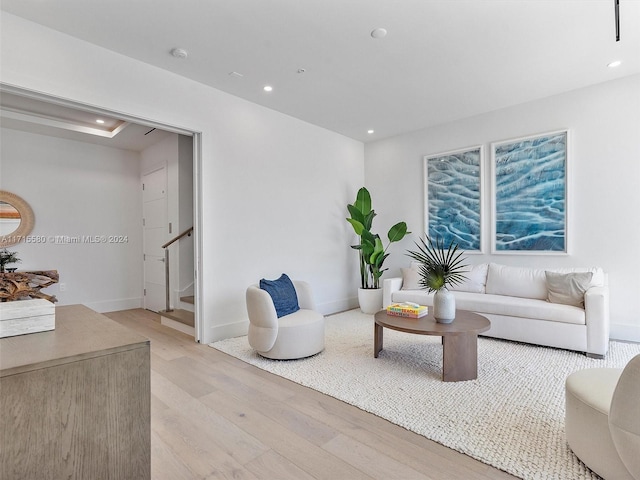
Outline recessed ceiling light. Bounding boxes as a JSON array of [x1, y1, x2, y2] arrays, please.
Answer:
[[367, 129, 374, 134], [263, 85, 273, 92], [170, 48, 188, 59], [608, 60, 622, 68], [371, 28, 387, 39], [96, 119, 105, 124]]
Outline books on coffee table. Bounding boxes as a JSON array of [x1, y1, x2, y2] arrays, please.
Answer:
[[386, 302, 428, 318]]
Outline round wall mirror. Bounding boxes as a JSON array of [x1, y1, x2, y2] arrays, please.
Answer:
[[0, 191, 35, 248]]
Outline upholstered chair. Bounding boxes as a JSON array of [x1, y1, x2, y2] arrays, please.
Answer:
[[246, 279, 324, 360], [565, 354, 640, 479]]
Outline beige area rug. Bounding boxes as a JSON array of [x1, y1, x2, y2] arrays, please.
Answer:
[[210, 309, 640, 480]]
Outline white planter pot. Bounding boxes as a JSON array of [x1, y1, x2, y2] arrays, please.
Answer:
[[433, 288, 456, 323], [358, 288, 383, 314]]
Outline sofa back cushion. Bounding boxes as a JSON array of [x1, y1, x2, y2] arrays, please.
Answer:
[[400, 264, 422, 290], [486, 263, 548, 299], [486, 263, 605, 300], [450, 263, 489, 294], [401, 264, 421, 290], [402, 262, 490, 293]]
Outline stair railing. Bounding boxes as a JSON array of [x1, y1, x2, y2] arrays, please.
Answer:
[[161, 226, 193, 312]]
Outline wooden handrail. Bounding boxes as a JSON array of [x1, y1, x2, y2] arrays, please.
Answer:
[[162, 227, 193, 249], [161, 226, 193, 313]]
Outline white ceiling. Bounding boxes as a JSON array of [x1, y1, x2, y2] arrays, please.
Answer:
[[1, 0, 639, 143], [0, 92, 174, 151]]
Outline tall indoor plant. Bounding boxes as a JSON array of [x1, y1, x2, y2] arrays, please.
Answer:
[[346, 187, 409, 313], [406, 237, 467, 323]]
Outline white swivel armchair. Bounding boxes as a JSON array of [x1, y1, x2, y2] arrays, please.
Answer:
[[246, 279, 325, 360], [565, 354, 640, 480]]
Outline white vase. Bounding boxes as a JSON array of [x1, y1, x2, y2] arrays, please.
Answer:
[[358, 288, 383, 314], [433, 288, 456, 323]]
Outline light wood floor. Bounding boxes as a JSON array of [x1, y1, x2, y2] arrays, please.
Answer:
[[105, 309, 518, 480]]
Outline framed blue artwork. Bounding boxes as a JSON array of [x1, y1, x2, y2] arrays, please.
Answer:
[[423, 146, 484, 253], [491, 130, 568, 254]]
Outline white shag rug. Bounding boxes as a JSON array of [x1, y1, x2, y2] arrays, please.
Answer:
[[210, 309, 640, 480]]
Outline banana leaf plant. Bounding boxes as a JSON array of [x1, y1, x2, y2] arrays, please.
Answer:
[[346, 187, 410, 289]]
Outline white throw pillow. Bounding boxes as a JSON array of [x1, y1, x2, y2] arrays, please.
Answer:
[[545, 271, 593, 308], [450, 263, 489, 293], [401, 265, 421, 290]]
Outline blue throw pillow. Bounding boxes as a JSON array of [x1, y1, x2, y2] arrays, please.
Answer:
[[259, 274, 300, 318]]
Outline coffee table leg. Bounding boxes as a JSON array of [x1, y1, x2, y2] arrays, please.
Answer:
[[374, 323, 383, 358], [442, 333, 478, 382]]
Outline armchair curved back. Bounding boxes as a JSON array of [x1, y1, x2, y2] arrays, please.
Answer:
[[246, 285, 279, 352], [291, 280, 316, 311], [609, 354, 640, 479]]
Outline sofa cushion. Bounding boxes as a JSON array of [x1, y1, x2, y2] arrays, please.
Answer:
[[546, 271, 593, 307], [401, 264, 421, 290], [485, 263, 605, 300], [450, 263, 489, 294], [391, 290, 586, 325], [456, 292, 586, 325], [486, 263, 548, 300], [401, 262, 489, 294]]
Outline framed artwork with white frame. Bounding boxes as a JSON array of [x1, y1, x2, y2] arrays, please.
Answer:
[[490, 130, 569, 255], [423, 145, 484, 253]]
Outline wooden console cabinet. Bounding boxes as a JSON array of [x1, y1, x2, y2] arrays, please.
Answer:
[[0, 305, 150, 479]]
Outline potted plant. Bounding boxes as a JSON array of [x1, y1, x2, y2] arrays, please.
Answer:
[[406, 237, 467, 323], [346, 187, 410, 313], [0, 248, 21, 273]]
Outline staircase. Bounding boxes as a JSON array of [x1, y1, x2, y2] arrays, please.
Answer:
[[158, 226, 195, 336], [160, 295, 195, 336]]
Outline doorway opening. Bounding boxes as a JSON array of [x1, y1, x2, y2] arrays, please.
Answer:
[[0, 84, 203, 342]]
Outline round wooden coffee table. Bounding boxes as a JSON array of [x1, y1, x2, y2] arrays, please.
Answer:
[[374, 309, 491, 382]]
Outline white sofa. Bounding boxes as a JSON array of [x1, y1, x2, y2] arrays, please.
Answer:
[[383, 263, 610, 358]]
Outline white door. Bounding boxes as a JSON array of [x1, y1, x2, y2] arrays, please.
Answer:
[[142, 167, 167, 312]]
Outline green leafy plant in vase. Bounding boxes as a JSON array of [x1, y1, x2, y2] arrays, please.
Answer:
[[0, 248, 21, 273], [346, 187, 410, 313], [406, 237, 467, 323]]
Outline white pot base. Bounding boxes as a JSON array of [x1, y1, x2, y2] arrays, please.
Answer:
[[358, 288, 383, 314]]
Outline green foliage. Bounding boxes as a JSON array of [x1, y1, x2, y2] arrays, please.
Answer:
[[0, 248, 21, 272], [346, 187, 410, 289], [406, 237, 468, 293]]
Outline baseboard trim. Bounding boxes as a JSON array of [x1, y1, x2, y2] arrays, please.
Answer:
[[82, 297, 144, 313], [611, 323, 640, 343], [317, 297, 359, 316], [206, 319, 250, 343], [204, 298, 360, 344]]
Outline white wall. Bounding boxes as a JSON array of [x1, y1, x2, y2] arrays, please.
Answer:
[[0, 13, 364, 342], [365, 74, 640, 341], [0, 127, 143, 312]]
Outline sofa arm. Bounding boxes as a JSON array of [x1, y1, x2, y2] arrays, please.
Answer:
[[383, 277, 403, 308], [584, 285, 610, 358]]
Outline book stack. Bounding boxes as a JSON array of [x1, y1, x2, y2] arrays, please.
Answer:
[[386, 302, 428, 318]]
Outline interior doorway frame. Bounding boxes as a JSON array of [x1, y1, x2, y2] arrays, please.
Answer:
[[0, 83, 204, 342]]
